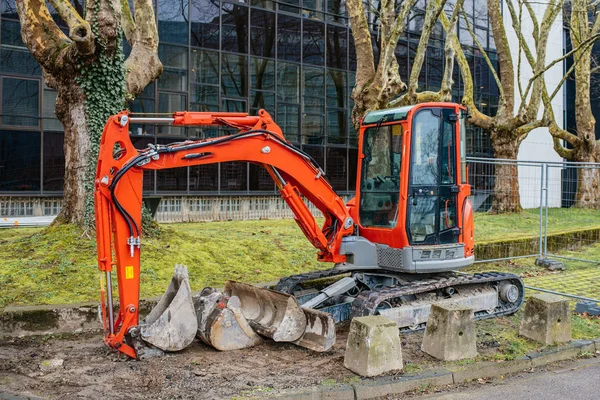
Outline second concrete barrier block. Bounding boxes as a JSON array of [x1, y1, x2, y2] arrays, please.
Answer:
[[421, 304, 478, 361], [344, 316, 403, 377], [519, 293, 571, 345]]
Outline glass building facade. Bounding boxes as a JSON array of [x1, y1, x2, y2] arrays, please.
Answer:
[[0, 0, 498, 197]]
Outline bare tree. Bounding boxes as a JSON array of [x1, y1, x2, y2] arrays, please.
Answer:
[[544, 0, 600, 208], [442, 0, 564, 213], [346, 0, 464, 128], [16, 0, 162, 226]]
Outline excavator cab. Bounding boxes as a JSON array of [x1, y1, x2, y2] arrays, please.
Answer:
[[340, 103, 474, 274]]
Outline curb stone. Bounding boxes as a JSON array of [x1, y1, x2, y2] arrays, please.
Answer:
[[265, 338, 600, 400], [352, 369, 454, 400]]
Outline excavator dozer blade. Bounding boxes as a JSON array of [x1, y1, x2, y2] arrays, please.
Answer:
[[140, 265, 198, 352], [294, 308, 336, 352], [195, 288, 263, 351], [224, 281, 307, 342]]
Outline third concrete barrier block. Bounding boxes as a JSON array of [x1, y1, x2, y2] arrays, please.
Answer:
[[519, 293, 571, 345]]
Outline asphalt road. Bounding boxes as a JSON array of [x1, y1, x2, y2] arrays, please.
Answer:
[[425, 357, 600, 400]]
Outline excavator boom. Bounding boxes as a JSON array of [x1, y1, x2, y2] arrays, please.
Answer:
[[94, 109, 353, 357]]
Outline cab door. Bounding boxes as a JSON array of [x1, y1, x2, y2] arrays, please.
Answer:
[[407, 108, 460, 245]]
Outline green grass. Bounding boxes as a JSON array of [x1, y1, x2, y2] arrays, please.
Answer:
[[1, 207, 599, 308], [474, 207, 600, 243]]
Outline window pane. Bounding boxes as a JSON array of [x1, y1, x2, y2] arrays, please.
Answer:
[[326, 147, 347, 191], [0, 130, 40, 191], [279, 0, 299, 13], [277, 62, 300, 103], [302, 144, 323, 169], [191, 49, 219, 85], [157, 0, 189, 45], [158, 93, 187, 135], [190, 0, 220, 49], [2, 78, 39, 126], [250, 58, 274, 91], [222, 98, 247, 112], [249, 163, 274, 191], [2, 0, 18, 18], [250, 9, 276, 57], [42, 131, 64, 191], [222, 4, 248, 54], [191, 84, 219, 111], [326, 69, 346, 108], [302, 66, 324, 114], [302, 114, 324, 142], [278, 15, 301, 62], [158, 45, 188, 91], [156, 138, 188, 191], [327, 110, 346, 144], [250, 91, 274, 110], [190, 165, 218, 191], [303, 20, 324, 65], [220, 162, 247, 191], [221, 54, 247, 98], [43, 89, 63, 131], [0, 46, 41, 76], [348, 147, 358, 190], [1, 19, 23, 46], [277, 104, 300, 142], [326, 26, 347, 69]]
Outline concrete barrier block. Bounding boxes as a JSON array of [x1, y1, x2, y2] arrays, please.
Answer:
[[519, 293, 571, 345], [421, 304, 478, 361], [344, 316, 403, 377]]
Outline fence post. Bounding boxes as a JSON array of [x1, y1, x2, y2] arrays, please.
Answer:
[[538, 164, 545, 258], [543, 163, 550, 257]]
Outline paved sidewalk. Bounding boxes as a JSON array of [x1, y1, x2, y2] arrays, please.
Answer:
[[425, 357, 600, 400]]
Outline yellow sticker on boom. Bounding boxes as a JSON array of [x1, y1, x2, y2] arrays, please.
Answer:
[[125, 266, 134, 280]]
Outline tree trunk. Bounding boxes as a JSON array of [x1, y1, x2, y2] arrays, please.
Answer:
[[573, 148, 600, 209], [489, 132, 523, 214], [54, 84, 90, 225]]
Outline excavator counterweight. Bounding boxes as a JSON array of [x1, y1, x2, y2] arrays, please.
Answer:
[[94, 104, 524, 359]]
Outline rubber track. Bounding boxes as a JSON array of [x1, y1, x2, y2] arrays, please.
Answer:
[[351, 271, 525, 332]]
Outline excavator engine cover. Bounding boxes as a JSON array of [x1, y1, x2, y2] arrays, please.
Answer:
[[195, 287, 263, 350], [140, 265, 197, 351]]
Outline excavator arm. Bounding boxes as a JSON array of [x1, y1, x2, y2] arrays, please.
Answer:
[[94, 109, 353, 357]]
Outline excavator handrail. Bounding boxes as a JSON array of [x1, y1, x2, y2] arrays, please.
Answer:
[[94, 109, 353, 358]]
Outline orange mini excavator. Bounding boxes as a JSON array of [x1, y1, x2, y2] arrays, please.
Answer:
[[94, 103, 524, 359]]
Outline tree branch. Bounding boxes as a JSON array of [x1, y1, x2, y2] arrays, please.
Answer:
[[47, 0, 94, 55], [460, 4, 504, 101], [488, 0, 514, 114], [406, 0, 446, 95], [439, 11, 493, 130], [120, 0, 135, 43], [347, 0, 376, 93], [125, 0, 163, 97], [439, 0, 465, 99]]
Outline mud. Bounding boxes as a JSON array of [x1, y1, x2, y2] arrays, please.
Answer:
[[0, 322, 505, 399], [0, 323, 446, 399]]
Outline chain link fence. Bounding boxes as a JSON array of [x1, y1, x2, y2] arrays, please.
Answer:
[[466, 157, 600, 304]]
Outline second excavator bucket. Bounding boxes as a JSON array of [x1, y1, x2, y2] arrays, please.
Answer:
[[295, 308, 336, 352], [140, 265, 198, 351], [194, 288, 263, 351], [224, 281, 307, 342]]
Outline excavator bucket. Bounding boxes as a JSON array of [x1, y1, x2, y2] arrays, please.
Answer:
[[195, 288, 263, 351], [295, 308, 336, 352], [140, 265, 198, 351], [224, 281, 307, 342]]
